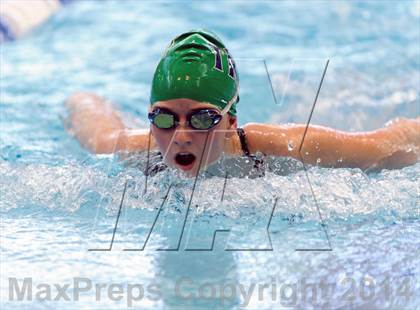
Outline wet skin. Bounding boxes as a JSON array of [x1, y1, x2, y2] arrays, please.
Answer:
[[149, 98, 237, 177], [65, 92, 420, 174]]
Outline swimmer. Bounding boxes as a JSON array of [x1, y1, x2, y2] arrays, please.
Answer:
[[65, 29, 420, 177]]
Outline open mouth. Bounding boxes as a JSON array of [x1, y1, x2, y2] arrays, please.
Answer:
[[175, 152, 196, 169]]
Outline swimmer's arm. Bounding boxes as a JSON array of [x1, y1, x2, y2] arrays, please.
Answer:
[[243, 118, 419, 170], [65, 92, 155, 153]]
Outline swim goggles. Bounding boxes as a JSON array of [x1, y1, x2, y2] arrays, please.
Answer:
[[148, 93, 238, 130], [149, 108, 225, 130]]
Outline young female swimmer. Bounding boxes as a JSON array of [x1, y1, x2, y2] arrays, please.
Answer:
[[65, 30, 419, 177]]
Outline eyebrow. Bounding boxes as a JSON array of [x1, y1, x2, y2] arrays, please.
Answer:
[[153, 106, 220, 114], [152, 107, 174, 113], [189, 107, 220, 113]]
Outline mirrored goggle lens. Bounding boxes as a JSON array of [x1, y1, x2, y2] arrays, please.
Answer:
[[190, 111, 220, 129], [154, 113, 175, 129]]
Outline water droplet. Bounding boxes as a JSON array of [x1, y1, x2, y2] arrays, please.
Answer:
[[316, 158, 321, 164], [287, 141, 294, 151]]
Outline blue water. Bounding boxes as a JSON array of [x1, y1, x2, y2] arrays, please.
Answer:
[[1, 1, 419, 309]]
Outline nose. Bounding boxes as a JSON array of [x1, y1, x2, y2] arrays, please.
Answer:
[[173, 121, 193, 147]]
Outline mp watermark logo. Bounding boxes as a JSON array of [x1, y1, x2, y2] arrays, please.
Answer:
[[7, 275, 414, 308], [82, 58, 333, 252]]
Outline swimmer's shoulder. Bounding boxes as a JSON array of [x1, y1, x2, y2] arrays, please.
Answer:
[[241, 122, 289, 156]]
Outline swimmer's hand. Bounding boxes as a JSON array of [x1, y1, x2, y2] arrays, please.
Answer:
[[376, 117, 420, 170], [242, 117, 419, 170], [65, 92, 154, 153]]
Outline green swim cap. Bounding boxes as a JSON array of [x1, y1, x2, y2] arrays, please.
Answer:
[[150, 29, 239, 116]]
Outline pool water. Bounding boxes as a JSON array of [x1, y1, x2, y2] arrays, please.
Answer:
[[1, 1, 419, 309]]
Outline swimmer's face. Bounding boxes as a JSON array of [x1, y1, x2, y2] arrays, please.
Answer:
[[149, 98, 237, 176]]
